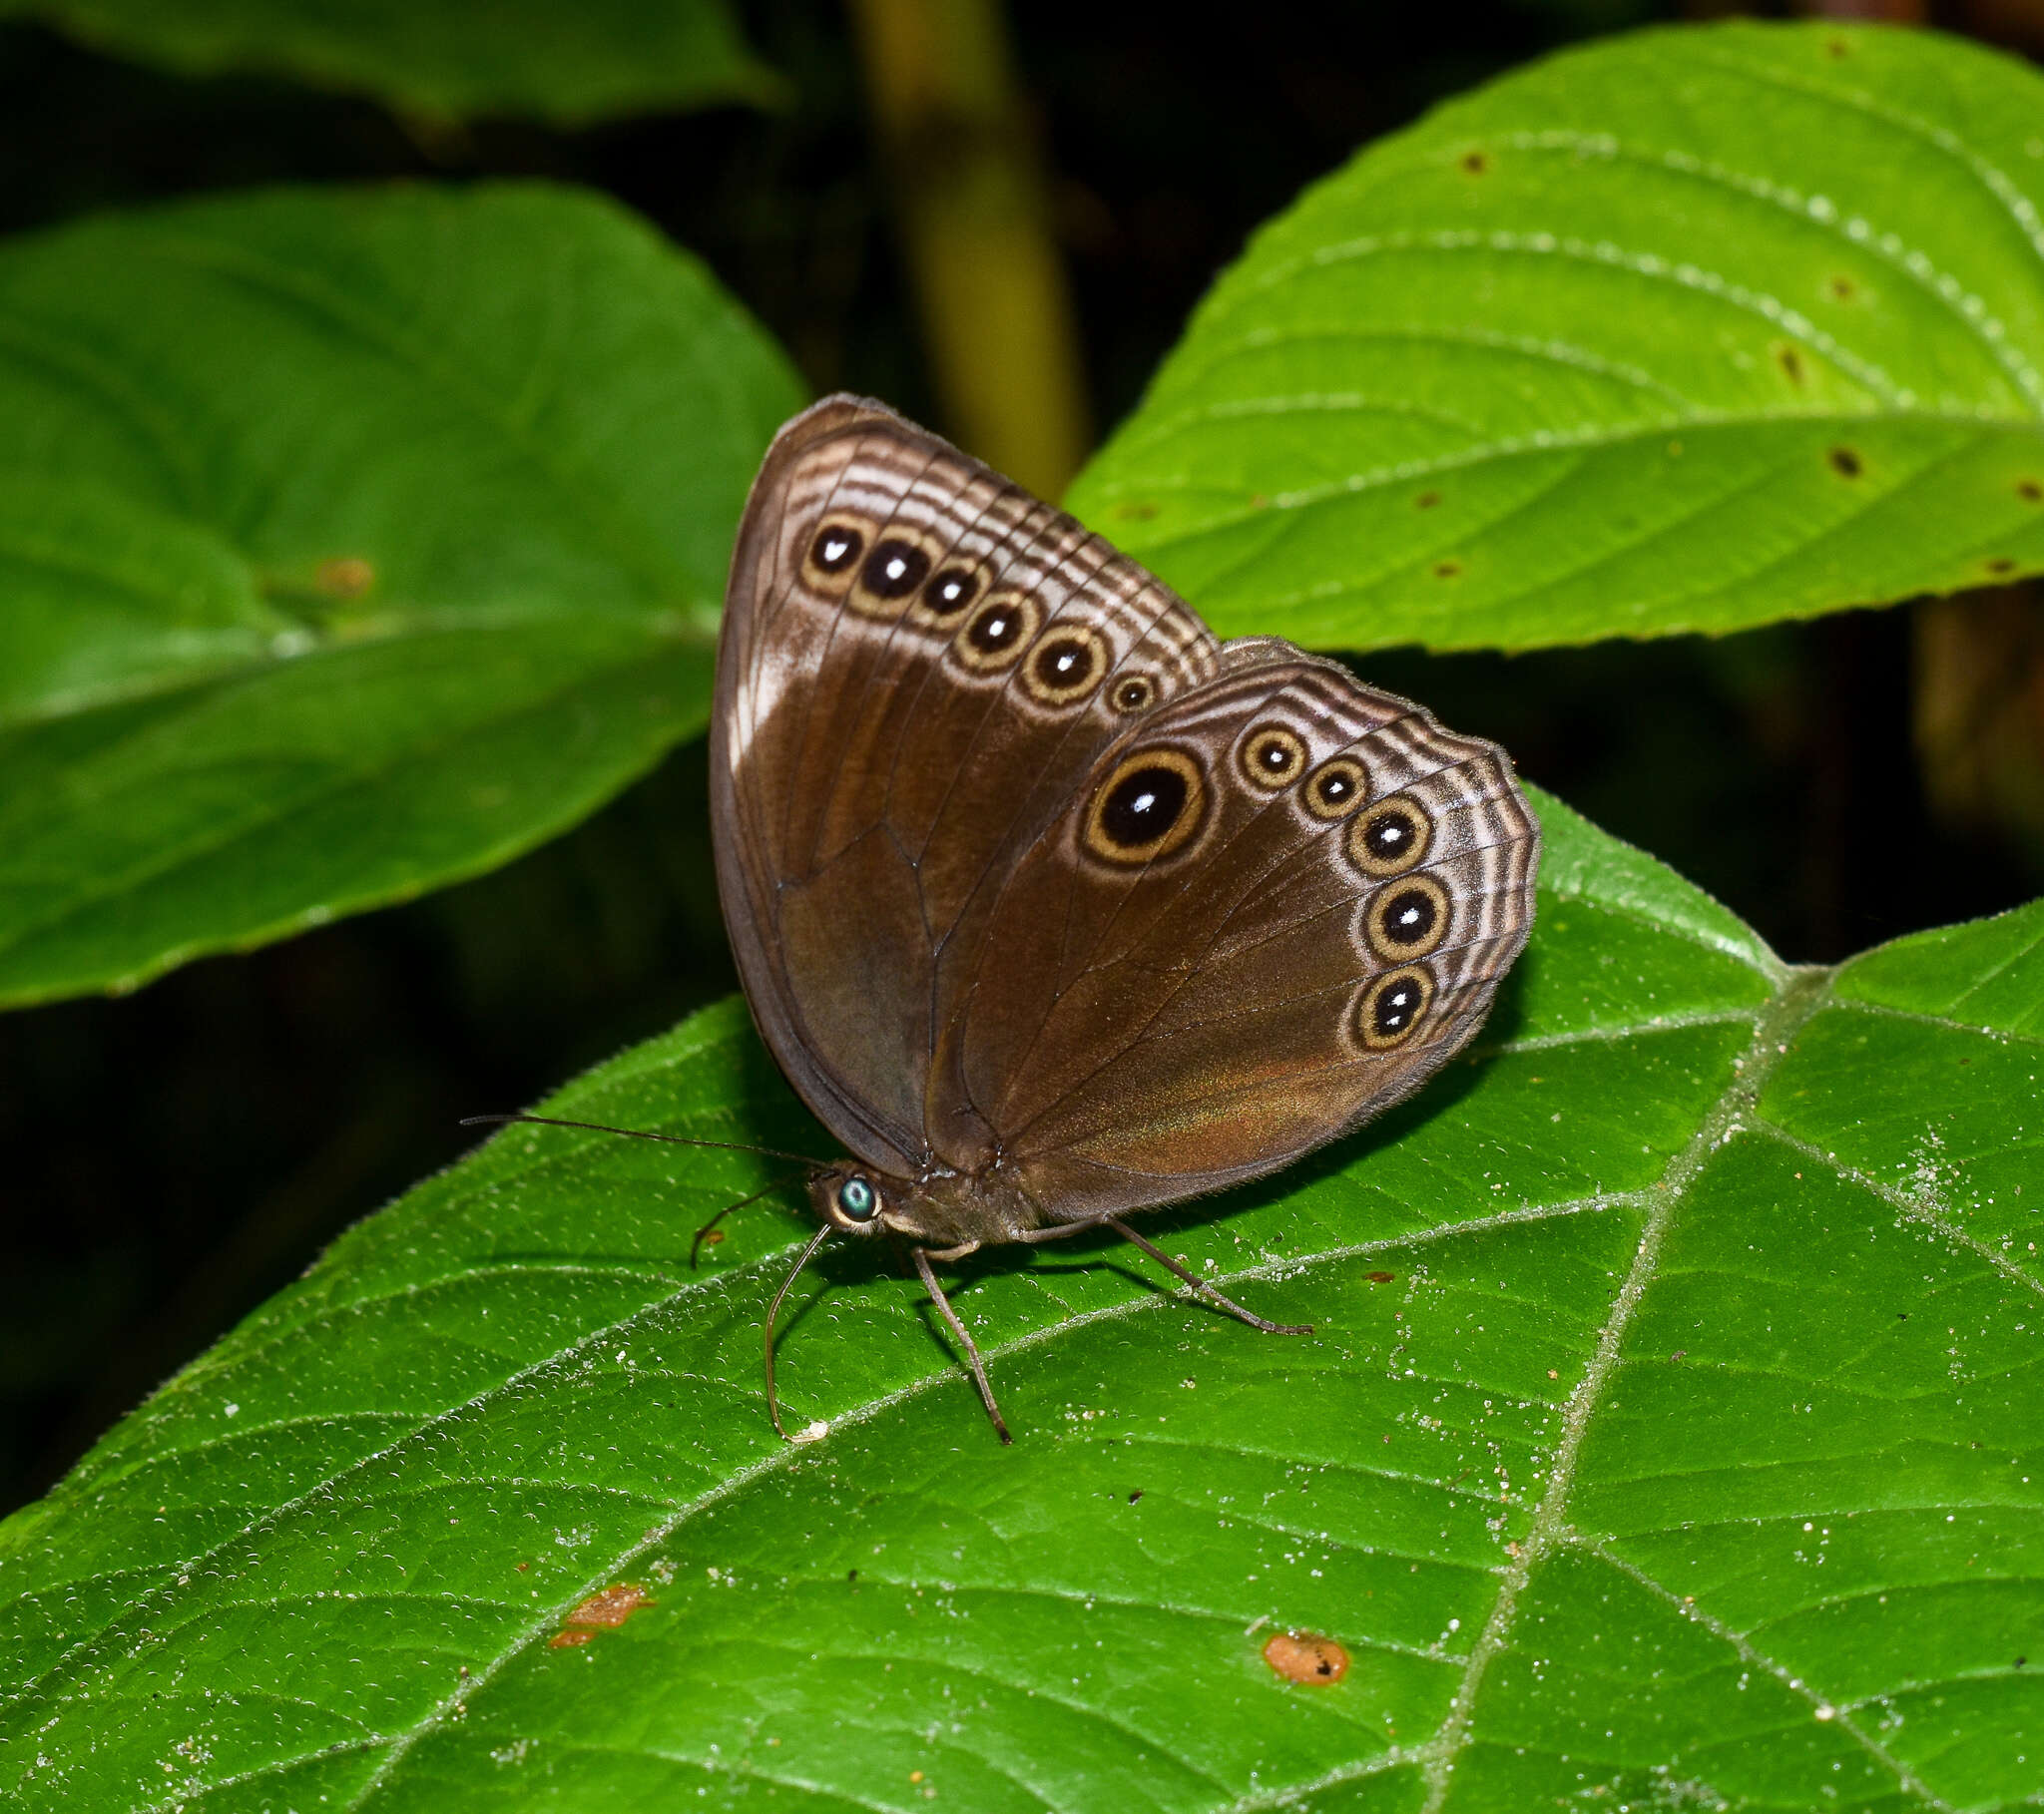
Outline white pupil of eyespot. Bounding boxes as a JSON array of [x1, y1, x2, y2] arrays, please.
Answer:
[[1397, 907, 1419, 926], [1133, 790, 1157, 813], [884, 557, 908, 581], [1056, 652, 1077, 674], [1382, 824, 1405, 844], [825, 538, 848, 560], [987, 615, 1008, 636]]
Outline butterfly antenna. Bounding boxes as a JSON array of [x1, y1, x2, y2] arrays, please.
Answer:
[[690, 1170, 804, 1269], [764, 1225, 833, 1440], [461, 1112, 827, 1168]]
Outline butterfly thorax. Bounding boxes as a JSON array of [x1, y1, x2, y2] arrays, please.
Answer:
[[807, 1159, 1046, 1251]]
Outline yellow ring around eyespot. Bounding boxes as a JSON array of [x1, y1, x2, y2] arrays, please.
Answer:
[[953, 590, 1043, 673], [1083, 746, 1208, 865], [1348, 794, 1434, 876], [1239, 724, 1306, 790], [847, 526, 947, 620], [1302, 755, 1370, 821], [1355, 964, 1435, 1051], [1021, 624, 1111, 706], [801, 513, 874, 596], [1364, 873, 1451, 962], [1111, 673, 1157, 713], [909, 557, 991, 631]]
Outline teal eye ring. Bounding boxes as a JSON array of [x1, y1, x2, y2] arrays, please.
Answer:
[[836, 1175, 878, 1222]]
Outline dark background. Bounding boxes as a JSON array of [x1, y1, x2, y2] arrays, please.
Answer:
[[3, 0, 2037, 1516]]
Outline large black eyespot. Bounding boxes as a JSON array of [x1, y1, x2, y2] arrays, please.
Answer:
[[1023, 629, 1108, 705], [1084, 748, 1207, 865], [835, 1174, 879, 1222], [1356, 966, 1434, 1050], [860, 538, 930, 600], [1365, 875, 1449, 960], [922, 565, 981, 619], [1304, 756, 1369, 820], [1240, 725, 1305, 790], [1349, 795, 1433, 876]]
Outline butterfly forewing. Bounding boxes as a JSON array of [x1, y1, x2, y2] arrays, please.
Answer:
[[712, 396, 1224, 1173]]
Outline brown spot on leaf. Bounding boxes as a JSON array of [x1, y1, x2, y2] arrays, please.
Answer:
[[1365, 1270, 1396, 1284], [552, 1584, 654, 1645], [1461, 150, 1488, 175], [1433, 561, 1461, 579], [1829, 274, 1856, 302], [1776, 344, 1805, 386], [700, 1228, 725, 1246], [1414, 490, 1440, 510], [1825, 36, 1850, 56], [315, 557, 375, 599], [1128, 1489, 1144, 1503], [1116, 501, 1159, 522], [1986, 557, 2017, 575], [1264, 1630, 1349, 1684], [2019, 480, 2043, 503], [1828, 446, 1862, 479]]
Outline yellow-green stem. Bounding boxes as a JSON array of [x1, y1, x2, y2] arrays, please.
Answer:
[[847, 0, 1090, 498]]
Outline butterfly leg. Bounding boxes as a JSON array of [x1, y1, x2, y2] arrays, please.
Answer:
[[1105, 1216, 1313, 1337], [764, 1224, 834, 1441], [911, 1246, 1013, 1446]]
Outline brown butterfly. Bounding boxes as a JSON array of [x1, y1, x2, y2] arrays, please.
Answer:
[[701, 394, 1538, 1442], [478, 396, 1535, 1441]]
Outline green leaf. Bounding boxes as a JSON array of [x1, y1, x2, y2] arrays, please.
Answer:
[[5, 790, 2038, 1809], [0, 183, 805, 1009], [0, 0, 783, 124], [1068, 21, 2044, 653]]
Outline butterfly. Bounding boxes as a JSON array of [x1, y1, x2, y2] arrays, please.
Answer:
[[702, 394, 1538, 1442], [477, 395, 1537, 1443]]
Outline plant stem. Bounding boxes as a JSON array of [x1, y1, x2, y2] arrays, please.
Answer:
[[847, 0, 1090, 497]]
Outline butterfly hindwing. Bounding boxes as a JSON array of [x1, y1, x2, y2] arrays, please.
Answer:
[[942, 644, 1539, 1219]]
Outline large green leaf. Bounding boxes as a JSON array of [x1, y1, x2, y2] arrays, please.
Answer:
[[1068, 22, 2044, 653], [0, 0, 781, 124], [3, 790, 2037, 1810], [0, 183, 804, 1009]]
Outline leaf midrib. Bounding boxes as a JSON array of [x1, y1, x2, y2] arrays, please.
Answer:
[[1413, 961, 1954, 1814]]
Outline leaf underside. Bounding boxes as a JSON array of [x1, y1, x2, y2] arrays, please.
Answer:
[[1068, 22, 2044, 653], [0, 182, 805, 1009], [1, 789, 2038, 1812]]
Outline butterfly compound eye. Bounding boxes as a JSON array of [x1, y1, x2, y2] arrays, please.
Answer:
[[835, 1175, 879, 1222]]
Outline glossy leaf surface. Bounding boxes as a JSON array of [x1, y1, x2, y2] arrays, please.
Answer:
[[0, 0, 781, 123], [0, 183, 804, 1008], [1069, 22, 2044, 652], [2, 791, 2037, 1809]]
